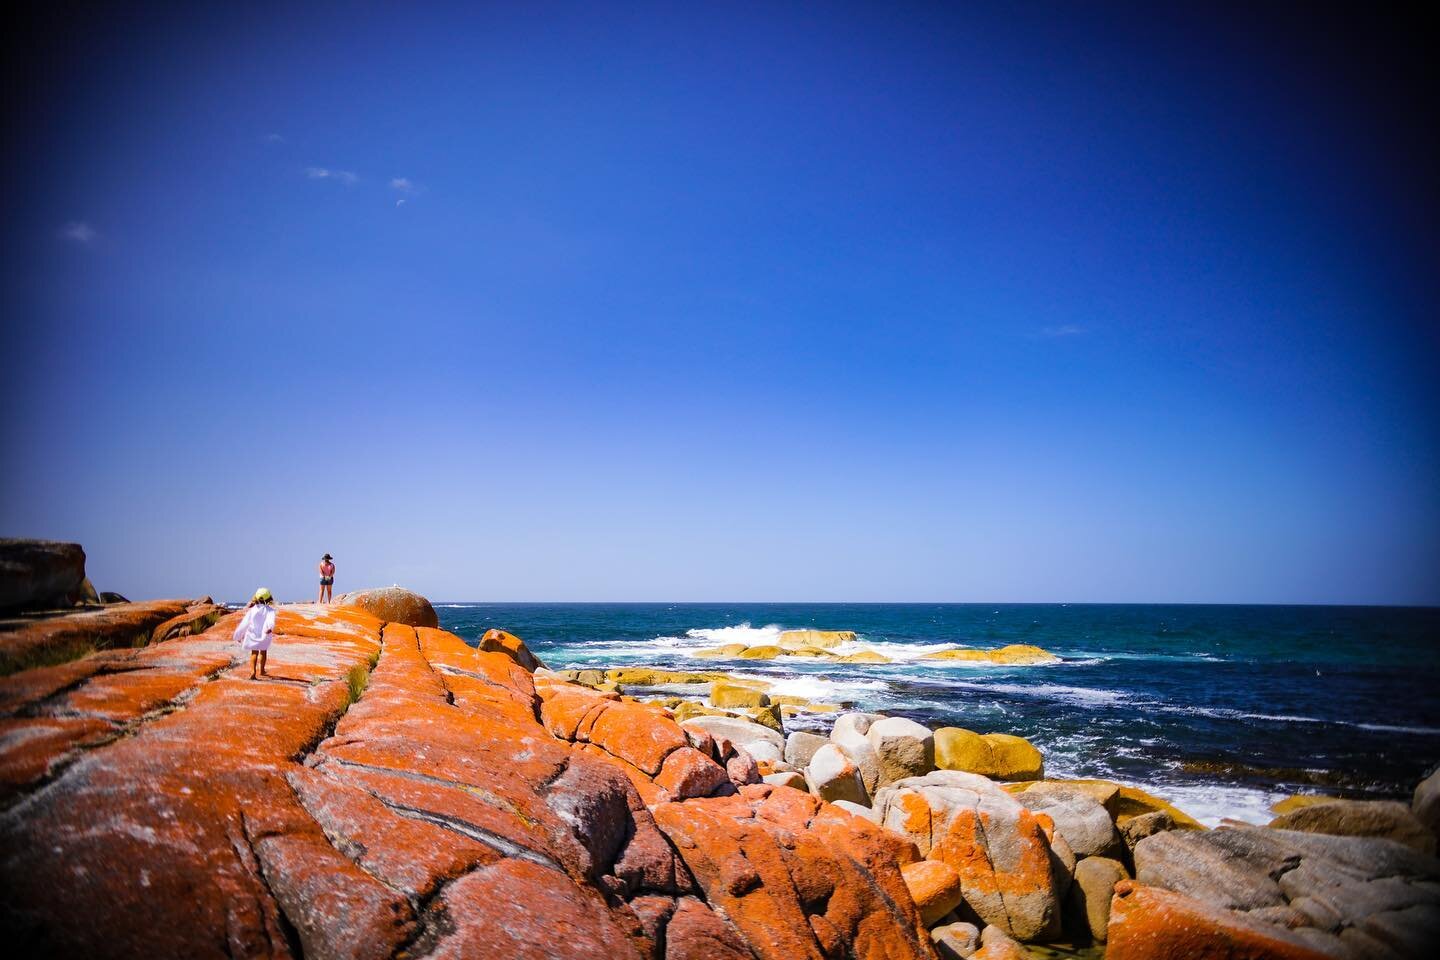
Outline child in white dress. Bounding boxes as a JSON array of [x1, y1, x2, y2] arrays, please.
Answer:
[[234, 588, 277, 680]]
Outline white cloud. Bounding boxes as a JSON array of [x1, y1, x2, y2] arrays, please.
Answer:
[[305, 167, 359, 185], [61, 221, 97, 245], [390, 176, 421, 206], [1037, 324, 1084, 338], [263, 133, 285, 144]]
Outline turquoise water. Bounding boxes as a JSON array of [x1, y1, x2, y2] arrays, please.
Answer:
[[436, 603, 1440, 824]]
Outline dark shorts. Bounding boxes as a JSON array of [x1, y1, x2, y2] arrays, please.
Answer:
[[320, 577, 333, 586]]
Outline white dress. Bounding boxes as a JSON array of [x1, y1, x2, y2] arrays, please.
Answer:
[[234, 605, 277, 652]]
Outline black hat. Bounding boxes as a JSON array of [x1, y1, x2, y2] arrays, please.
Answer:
[[322, 553, 333, 560]]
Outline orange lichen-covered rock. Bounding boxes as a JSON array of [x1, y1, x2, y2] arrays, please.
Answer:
[[478, 627, 544, 671], [0, 598, 199, 674], [334, 585, 439, 627], [873, 770, 1063, 941], [1106, 881, 1335, 960], [902, 859, 965, 926]]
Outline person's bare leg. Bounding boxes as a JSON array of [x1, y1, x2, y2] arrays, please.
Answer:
[[249, 652, 258, 680], [259, 650, 268, 677], [318, 582, 324, 603]]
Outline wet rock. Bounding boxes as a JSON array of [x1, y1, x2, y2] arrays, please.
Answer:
[[934, 727, 1043, 781], [607, 667, 729, 686], [334, 585, 438, 627], [834, 649, 894, 663], [0, 539, 87, 612], [902, 859, 965, 925], [921, 644, 1059, 665], [867, 716, 936, 788], [1269, 799, 1436, 855], [1069, 856, 1129, 941], [785, 730, 828, 769], [1017, 784, 1120, 857], [693, 643, 749, 659], [738, 644, 784, 659], [778, 629, 857, 649], [806, 742, 869, 806], [711, 679, 769, 708], [873, 770, 1064, 941]]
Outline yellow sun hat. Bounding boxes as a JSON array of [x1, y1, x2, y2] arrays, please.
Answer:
[[252, 587, 273, 602]]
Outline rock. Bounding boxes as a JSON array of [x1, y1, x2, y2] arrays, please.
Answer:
[[935, 727, 1044, 781], [831, 799, 878, 821], [902, 859, 965, 926], [762, 771, 807, 790], [831, 712, 885, 794], [678, 715, 785, 753], [737, 645, 784, 659], [921, 644, 1060, 665], [0, 598, 201, 675], [98, 591, 128, 604], [1006, 778, 1202, 829], [1270, 799, 1436, 855], [973, 925, 1027, 960], [1017, 785, 1119, 857], [711, 680, 769, 709], [1270, 794, 1341, 816], [1070, 856, 1129, 941], [873, 770, 1064, 941], [76, 577, 100, 605], [1106, 880, 1335, 960], [1120, 810, 1177, 853], [866, 716, 936, 788], [605, 668, 728, 686], [693, 643, 748, 659], [333, 585, 438, 628], [785, 730, 829, 769], [477, 628, 544, 671], [807, 743, 870, 806], [932, 921, 981, 959], [745, 704, 784, 732], [1415, 768, 1440, 838], [0, 539, 87, 612], [778, 629, 856, 649], [834, 649, 894, 664], [150, 603, 226, 643], [743, 739, 783, 766]]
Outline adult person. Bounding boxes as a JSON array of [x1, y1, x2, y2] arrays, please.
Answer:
[[318, 553, 335, 603], [234, 587, 277, 680]]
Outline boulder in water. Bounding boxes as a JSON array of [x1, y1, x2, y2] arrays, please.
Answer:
[[710, 680, 769, 708], [920, 644, 1059, 665], [778, 629, 856, 649], [935, 727, 1044, 781]]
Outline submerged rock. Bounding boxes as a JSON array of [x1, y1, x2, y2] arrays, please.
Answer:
[[920, 644, 1059, 665]]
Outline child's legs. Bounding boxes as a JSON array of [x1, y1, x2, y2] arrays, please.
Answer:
[[249, 651, 258, 677], [259, 650, 268, 674]]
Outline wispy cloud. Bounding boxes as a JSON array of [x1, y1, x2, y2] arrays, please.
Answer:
[[60, 221, 98, 245], [390, 176, 419, 206], [263, 132, 285, 144], [1036, 324, 1085, 338], [305, 167, 359, 185]]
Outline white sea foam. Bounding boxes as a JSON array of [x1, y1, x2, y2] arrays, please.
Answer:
[[684, 624, 785, 647], [727, 673, 888, 700]]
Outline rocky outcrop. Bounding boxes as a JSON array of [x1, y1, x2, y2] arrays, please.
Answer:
[[1107, 881, 1336, 960], [334, 585, 438, 627], [0, 598, 200, 675], [778, 629, 856, 649], [1015, 784, 1119, 858], [711, 680, 769, 708], [0, 539, 88, 612], [1130, 824, 1440, 957], [920, 644, 1059, 665], [0, 601, 942, 960], [1268, 798, 1436, 855], [1415, 769, 1440, 839], [478, 627, 544, 671], [872, 770, 1064, 941]]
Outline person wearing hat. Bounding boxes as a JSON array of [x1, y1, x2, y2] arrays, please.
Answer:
[[318, 553, 336, 604], [234, 588, 277, 680]]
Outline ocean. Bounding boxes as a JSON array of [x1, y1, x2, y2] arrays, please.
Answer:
[[435, 602, 1440, 826]]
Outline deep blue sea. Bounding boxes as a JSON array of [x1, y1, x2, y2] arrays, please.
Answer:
[[436, 603, 1440, 825]]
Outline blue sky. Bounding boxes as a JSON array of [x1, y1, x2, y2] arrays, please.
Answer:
[[2, 2, 1437, 603]]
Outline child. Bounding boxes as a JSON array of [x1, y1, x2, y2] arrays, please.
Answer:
[[234, 587, 277, 679]]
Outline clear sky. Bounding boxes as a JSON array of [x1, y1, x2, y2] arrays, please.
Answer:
[[2, 2, 1437, 604]]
